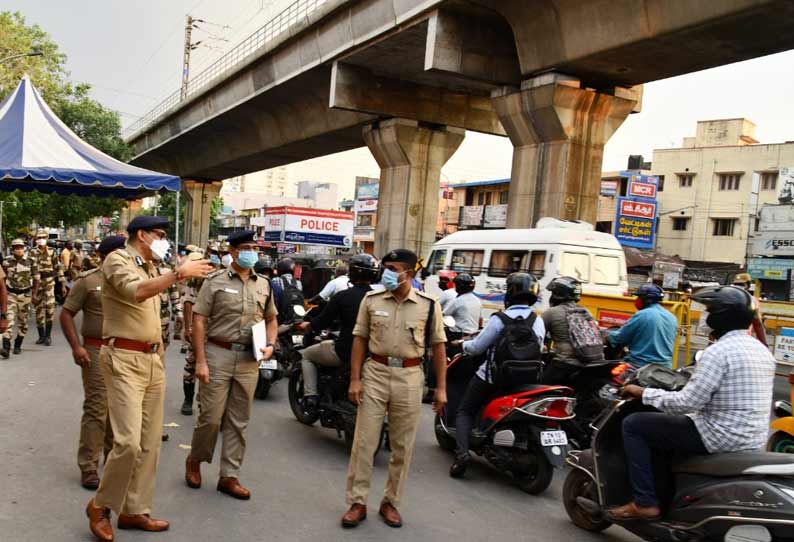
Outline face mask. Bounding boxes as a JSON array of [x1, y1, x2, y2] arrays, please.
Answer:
[[236, 250, 257, 269], [382, 268, 405, 291], [634, 298, 645, 311], [144, 233, 170, 262], [221, 254, 233, 268], [36, 239, 47, 247], [209, 254, 220, 265]]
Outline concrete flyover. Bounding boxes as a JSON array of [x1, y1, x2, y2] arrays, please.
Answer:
[[127, 0, 794, 254]]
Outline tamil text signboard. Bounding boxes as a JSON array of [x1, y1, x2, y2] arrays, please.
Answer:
[[747, 258, 794, 280], [264, 206, 354, 248], [614, 198, 657, 249]]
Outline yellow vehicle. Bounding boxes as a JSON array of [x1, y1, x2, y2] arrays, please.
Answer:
[[769, 367, 794, 454]]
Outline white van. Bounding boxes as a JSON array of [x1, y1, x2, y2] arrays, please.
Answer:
[[423, 222, 628, 317]]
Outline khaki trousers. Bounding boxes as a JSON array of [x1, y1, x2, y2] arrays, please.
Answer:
[[301, 339, 342, 396], [95, 345, 165, 515], [77, 345, 113, 473], [190, 343, 258, 478], [346, 360, 424, 507]]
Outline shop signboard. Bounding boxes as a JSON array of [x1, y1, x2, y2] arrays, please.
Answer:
[[614, 198, 657, 249], [774, 327, 794, 363], [354, 198, 378, 213], [747, 258, 794, 280], [483, 204, 507, 228], [629, 180, 657, 199], [461, 205, 484, 227], [751, 233, 794, 257], [355, 181, 379, 200], [600, 180, 618, 196], [264, 206, 354, 248]]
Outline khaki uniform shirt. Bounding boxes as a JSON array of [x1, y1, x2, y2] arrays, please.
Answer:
[[3, 254, 33, 290], [193, 268, 277, 344], [353, 288, 445, 359], [101, 244, 162, 344], [63, 268, 103, 339]]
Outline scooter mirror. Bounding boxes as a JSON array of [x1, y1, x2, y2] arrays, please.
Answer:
[[293, 305, 306, 317], [443, 315, 456, 328], [694, 350, 704, 363]]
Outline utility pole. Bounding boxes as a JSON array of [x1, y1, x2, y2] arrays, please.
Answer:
[[181, 15, 196, 100]]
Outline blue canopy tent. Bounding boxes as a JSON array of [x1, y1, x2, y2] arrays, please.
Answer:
[[0, 75, 179, 198]]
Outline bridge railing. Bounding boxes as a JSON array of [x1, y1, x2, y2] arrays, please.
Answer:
[[124, 0, 328, 140]]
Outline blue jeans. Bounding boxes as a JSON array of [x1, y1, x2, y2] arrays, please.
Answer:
[[622, 412, 708, 507]]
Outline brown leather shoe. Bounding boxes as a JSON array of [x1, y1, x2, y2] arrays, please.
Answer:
[[81, 470, 100, 490], [185, 456, 201, 489], [117, 514, 170, 532], [341, 503, 367, 528], [85, 498, 113, 541], [217, 477, 251, 500], [379, 501, 402, 528], [607, 502, 661, 521]]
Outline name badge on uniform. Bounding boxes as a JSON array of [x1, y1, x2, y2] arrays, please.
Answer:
[[223, 288, 239, 294], [374, 310, 389, 317], [134, 256, 144, 266], [95, 286, 102, 291]]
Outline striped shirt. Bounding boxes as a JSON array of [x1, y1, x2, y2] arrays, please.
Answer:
[[642, 330, 775, 453]]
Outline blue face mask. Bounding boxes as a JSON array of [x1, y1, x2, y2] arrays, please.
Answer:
[[381, 268, 404, 291], [236, 250, 257, 269], [209, 254, 220, 265]]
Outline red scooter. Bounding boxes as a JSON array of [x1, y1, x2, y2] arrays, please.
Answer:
[[434, 353, 576, 494]]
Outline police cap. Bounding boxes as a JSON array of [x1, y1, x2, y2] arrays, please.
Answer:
[[97, 235, 127, 256], [127, 215, 169, 234], [11, 238, 25, 247], [36, 229, 49, 238], [227, 230, 257, 247], [382, 248, 418, 269], [185, 244, 201, 253]]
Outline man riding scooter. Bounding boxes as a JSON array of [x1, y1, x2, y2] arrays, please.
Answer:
[[607, 283, 677, 368], [443, 273, 481, 342], [614, 285, 776, 520], [449, 272, 545, 478]]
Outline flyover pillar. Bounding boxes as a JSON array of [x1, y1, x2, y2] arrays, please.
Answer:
[[182, 179, 222, 248], [492, 73, 640, 228], [363, 118, 464, 258]]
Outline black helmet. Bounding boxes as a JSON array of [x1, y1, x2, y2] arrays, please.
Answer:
[[348, 254, 379, 283], [254, 255, 274, 275], [504, 272, 539, 307], [546, 276, 582, 305], [637, 283, 664, 305], [277, 257, 295, 276], [693, 285, 755, 333], [453, 273, 475, 294]]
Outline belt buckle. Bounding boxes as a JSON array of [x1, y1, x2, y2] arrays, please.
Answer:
[[148, 343, 159, 353], [387, 356, 403, 368], [231, 343, 247, 352]]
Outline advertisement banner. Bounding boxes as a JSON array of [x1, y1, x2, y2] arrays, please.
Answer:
[[629, 180, 657, 199], [354, 199, 378, 213], [461, 205, 484, 227], [747, 257, 794, 280], [483, 204, 507, 228], [600, 180, 618, 196], [778, 167, 794, 203], [751, 233, 794, 257], [356, 182, 379, 200], [265, 207, 354, 248], [614, 197, 657, 249]]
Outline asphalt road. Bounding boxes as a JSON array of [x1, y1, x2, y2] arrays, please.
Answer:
[[0, 317, 645, 542]]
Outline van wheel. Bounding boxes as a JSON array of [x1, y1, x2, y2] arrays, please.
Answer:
[[434, 414, 456, 452], [768, 431, 794, 454], [563, 468, 611, 532], [515, 446, 554, 495]]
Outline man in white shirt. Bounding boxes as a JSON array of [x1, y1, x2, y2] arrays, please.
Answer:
[[437, 270, 458, 311], [443, 273, 481, 336], [317, 264, 350, 301]]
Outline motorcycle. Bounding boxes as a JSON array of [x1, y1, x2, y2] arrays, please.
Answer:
[[768, 366, 794, 454], [287, 331, 388, 453], [254, 305, 306, 400], [434, 352, 576, 495], [563, 363, 794, 542]]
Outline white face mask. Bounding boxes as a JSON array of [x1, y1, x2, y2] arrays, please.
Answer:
[[221, 254, 233, 268], [36, 238, 47, 247], [142, 232, 170, 262]]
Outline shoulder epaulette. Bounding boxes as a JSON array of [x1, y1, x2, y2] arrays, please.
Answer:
[[365, 289, 387, 298], [78, 268, 100, 279], [115, 248, 130, 258], [206, 269, 225, 280], [416, 290, 438, 302]]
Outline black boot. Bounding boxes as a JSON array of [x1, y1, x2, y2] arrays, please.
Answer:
[[44, 322, 52, 346], [181, 382, 195, 415], [35, 326, 45, 345], [0, 338, 10, 359], [13, 336, 23, 355]]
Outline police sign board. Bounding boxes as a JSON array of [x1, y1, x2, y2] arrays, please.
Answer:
[[264, 206, 354, 248], [614, 197, 657, 249]]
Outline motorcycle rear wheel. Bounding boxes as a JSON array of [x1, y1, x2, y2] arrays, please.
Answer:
[[288, 369, 319, 425], [514, 446, 554, 495], [434, 413, 456, 452], [768, 431, 794, 454], [254, 375, 271, 400], [562, 468, 612, 532]]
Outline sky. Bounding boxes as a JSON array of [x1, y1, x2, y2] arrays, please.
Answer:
[[4, 0, 794, 200]]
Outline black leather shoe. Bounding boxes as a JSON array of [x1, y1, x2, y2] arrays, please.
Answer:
[[449, 454, 469, 479], [13, 336, 23, 354]]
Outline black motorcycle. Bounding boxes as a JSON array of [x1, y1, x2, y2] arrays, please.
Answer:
[[254, 305, 306, 400], [563, 364, 794, 542]]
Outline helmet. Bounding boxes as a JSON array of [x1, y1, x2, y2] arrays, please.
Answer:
[[546, 276, 582, 305], [733, 272, 752, 285], [254, 255, 274, 275], [453, 273, 475, 295], [438, 270, 456, 290], [277, 257, 295, 276], [348, 254, 379, 283], [504, 272, 539, 307], [636, 283, 664, 305], [693, 285, 755, 333]]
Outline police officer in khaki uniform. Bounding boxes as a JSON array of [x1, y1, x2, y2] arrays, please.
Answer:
[[61, 236, 126, 490], [2, 238, 34, 357], [342, 249, 447, 529], [185, 230, 278, 500], [85, 216, 212, 542]]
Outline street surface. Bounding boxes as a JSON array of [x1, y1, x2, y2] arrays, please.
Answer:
[[0, 317, 643, 542]]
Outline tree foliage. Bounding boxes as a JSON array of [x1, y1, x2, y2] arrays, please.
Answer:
[[0, 11, 131, 240]]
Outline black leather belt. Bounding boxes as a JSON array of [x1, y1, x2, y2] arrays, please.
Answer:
[[209, 338, 251, 352]]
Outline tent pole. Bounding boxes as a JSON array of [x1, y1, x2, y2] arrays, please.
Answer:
[[175, 190, 180, 258]]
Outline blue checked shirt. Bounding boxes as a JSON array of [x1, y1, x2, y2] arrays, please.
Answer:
[[642, 330, 775, 453]]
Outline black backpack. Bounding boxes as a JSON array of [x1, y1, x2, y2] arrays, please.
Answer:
[[486, 312, 542, 387], [278, 276, 305, 319]]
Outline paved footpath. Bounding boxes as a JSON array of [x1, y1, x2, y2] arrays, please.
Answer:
[[0, 317, 638, 542]]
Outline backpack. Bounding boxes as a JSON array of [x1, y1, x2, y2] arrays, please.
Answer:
[[278, 276, 305, 319], [564, 306, 604, 363], [486, 312, 542, 387]]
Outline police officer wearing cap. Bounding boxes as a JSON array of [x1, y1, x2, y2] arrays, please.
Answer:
[[85, 217, 213, 542], [342, 248, 447, 529], [185, 230, 278, 500], [61, 235, 125, 490], [2, 238, 32, 357]]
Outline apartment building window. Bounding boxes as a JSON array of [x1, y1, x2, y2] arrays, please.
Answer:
[[477, 192, 486, 206], [499, 190, 509, 205], [718, 173, 741, 191], [657, 175, 665, 192], [671, 217, 690, 231], [712, 218, 737, 236], [761, 172, 778, 191], [677, 173, 694, 188]]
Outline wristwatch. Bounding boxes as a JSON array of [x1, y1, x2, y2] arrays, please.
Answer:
[[266, 342, 275, 349]]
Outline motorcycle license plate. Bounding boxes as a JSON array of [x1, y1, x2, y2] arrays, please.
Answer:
[[259, 359, 277, 370], [292, 335, 303, 346], [540, 430, 568, 447]]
